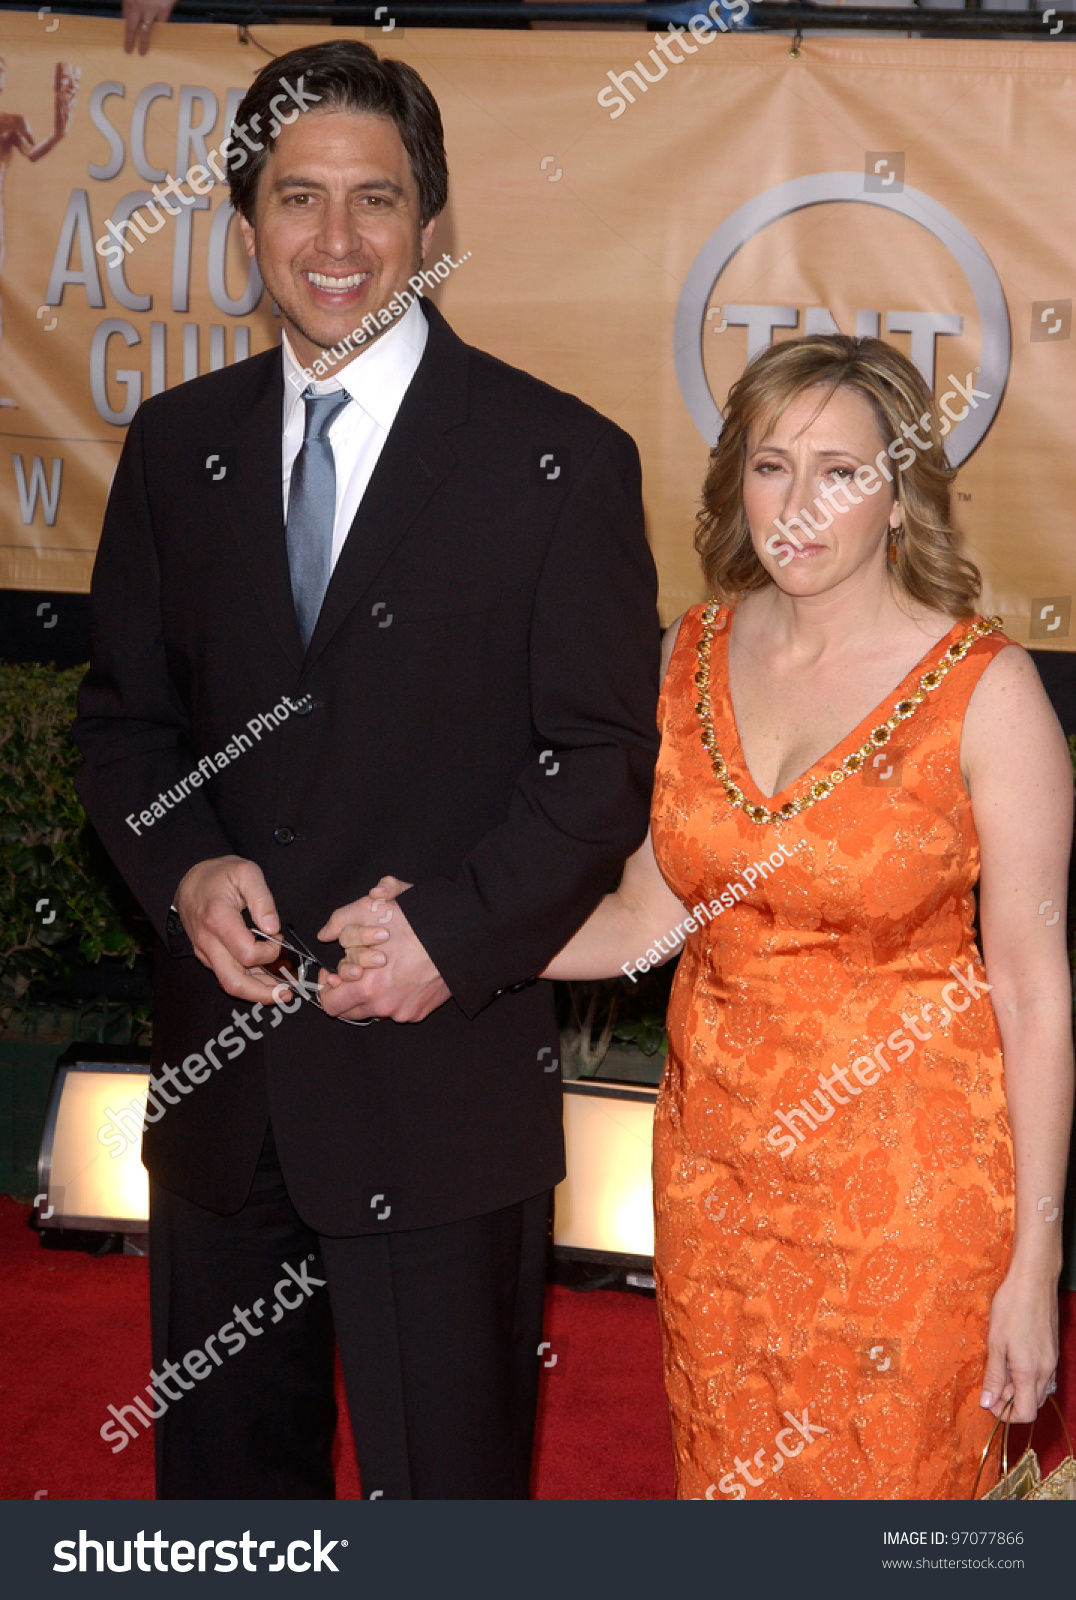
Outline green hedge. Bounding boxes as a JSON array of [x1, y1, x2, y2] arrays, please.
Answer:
[[0, 663, 153, 1032]]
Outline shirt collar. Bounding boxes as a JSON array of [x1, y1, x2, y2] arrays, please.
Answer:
[[281, 295, 428, 434]]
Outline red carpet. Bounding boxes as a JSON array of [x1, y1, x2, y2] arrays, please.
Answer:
[[2, 1192, 1072, 1500], [0, 1197, 673, 1500]]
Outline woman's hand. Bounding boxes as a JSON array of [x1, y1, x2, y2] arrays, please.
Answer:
[[331, 876, 412, 979], [980, 1268, 1059, 1423]]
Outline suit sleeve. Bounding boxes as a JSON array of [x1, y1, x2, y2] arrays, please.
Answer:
[[72, 407, 238, 950], [402, 424, 661, 1017]]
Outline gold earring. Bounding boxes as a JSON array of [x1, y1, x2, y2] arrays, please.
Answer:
[[888, 523, 903, 564]]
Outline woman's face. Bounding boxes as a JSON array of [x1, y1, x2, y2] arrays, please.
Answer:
[[742, 384, 902, 597]]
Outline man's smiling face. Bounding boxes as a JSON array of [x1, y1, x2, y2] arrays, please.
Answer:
[[240, 107, 436, 372]]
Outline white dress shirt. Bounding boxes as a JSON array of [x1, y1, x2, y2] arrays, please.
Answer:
[[280, 296, 428, 571]]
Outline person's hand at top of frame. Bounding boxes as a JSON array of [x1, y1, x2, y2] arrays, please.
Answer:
[[123, 0, 175, 55]]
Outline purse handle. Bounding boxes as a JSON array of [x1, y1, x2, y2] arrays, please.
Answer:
[[972, 1394, 1073, 1500]]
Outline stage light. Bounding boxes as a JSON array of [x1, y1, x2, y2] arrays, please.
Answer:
[[36, 1045, 151, 1241], [553, 1079, 657, 1277]]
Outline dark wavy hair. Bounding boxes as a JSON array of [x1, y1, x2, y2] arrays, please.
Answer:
[[227, 40, 448, 227], [695, 334, 982, 619]]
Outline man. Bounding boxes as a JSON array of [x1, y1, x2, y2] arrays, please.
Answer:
[[74, 39, 659, 1500]]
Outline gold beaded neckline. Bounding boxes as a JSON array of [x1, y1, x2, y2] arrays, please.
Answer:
[[693, 603, 1003, 827]]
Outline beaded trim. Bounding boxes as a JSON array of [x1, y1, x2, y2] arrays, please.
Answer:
[[694, 604, 1003, 827]]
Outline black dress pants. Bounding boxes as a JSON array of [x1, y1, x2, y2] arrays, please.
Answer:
[[149, 1124, 551, 1499]]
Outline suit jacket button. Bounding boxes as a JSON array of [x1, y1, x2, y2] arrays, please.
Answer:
[[273, 826, 295, 845]]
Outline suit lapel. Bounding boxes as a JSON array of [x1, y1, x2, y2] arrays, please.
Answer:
[[302, 302, 470, 674], [221, 349, 305, 671]]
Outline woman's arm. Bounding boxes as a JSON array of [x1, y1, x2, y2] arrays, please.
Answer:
[[963, 643, 1074, 1422], [541, 614, 688, 980], [540, 826, 689, 980]]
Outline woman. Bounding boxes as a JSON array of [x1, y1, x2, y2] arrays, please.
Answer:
[[337, 336, 1073, 1500]]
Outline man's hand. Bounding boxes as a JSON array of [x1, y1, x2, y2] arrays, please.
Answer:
[[318, 879, 451, 1023], [175, 855, 288, 1004]]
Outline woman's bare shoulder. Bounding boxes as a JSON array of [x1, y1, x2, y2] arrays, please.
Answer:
[[966, 639, 1056, 724], [963, 640, 1068, 785]]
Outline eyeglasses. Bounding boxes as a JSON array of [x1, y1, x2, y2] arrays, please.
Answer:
[[247, 916, 381, 1028]]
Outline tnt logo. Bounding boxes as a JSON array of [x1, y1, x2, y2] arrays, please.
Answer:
[[1030, 300, 1071, 343], [859, 1338, 900, 1378], [1029, 597, 1071, 640], [862, 750, 903, 787], [864, 152, 905, 193]]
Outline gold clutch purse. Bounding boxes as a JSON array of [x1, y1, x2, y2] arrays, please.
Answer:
[[972, 1396, 1076, 1501]]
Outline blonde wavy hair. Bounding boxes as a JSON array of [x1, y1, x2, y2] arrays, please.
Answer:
[[695, 334, 982, 619]]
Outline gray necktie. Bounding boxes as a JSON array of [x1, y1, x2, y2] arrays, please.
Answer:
[[286, 387, 351, 649]]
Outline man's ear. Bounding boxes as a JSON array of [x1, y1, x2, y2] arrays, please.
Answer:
[[238, 212, 257, 262], [418, 217, 437, 264]]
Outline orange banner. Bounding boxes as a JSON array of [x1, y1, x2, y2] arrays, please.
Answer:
[[1, 16, 1074, 646]]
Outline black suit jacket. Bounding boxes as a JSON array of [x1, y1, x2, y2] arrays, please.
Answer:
[[74, 301, 661, 1235]]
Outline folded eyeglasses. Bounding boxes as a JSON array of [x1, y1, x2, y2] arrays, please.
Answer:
[[246, 913, 381, 1028]]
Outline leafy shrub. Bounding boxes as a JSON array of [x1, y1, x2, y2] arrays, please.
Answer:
[[0, 663, 153, 1031]]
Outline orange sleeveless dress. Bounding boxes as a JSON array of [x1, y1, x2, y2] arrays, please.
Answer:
[[650, 602, 1017, 1501]]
